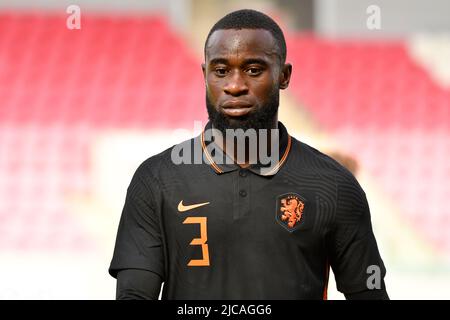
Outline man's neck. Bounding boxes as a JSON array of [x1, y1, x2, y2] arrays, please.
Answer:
[[211, 117, 279, 168]]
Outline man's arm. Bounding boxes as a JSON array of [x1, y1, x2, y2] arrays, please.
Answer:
[[345, 289, 389, 300], [327, 173, 388, 299], [109, 161, 165, 297], [116, 269, 162, 300]]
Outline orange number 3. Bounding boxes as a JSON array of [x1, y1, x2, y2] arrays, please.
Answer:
[[183, 217, 210, 267]]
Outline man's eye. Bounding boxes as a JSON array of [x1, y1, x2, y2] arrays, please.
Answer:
[[214, 68, 227, 76], [247, 67, 262, 76]]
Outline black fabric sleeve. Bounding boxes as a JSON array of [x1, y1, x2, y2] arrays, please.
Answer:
[[116, 269, 162, 300], [345, 288, 390, 300], [327, 174, 387, 295], [109, 164, 165, 280]]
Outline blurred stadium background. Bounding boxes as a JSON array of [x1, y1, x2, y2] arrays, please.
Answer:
[[0, 0, 449, 299]]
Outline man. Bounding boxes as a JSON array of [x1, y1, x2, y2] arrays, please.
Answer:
[[109, 9, 388, 300]]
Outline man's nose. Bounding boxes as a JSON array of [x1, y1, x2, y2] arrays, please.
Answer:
[[223, 71, 248, 96]]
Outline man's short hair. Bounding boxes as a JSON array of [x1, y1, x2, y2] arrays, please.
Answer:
[[204, 9, 287, 64]]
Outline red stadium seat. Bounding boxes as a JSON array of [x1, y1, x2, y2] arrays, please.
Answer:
[[0, 12, 206, 252], [287, 34, 450, 252]]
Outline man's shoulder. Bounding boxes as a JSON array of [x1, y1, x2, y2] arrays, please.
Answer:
[[292, 138, 350, 174], [292, 138, 367, 213], [133, 135, 198, 178], [292, 138, 362, 189]]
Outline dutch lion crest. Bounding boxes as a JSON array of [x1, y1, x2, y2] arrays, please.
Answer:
[[276, 193, 306, 231]]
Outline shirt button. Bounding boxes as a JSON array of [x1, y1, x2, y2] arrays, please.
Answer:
[[239, 190, 247, 197], [239, 169, 248, 177]]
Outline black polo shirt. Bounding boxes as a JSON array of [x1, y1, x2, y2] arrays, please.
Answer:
[[109, 121, 386, 299]]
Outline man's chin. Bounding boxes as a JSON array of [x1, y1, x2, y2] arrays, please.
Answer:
[[215, 117, 265, 132], [222, 116, 252, 130], [206, 99, 279, 132]]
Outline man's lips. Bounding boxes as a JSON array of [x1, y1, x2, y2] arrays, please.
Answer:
[[221, 101, 253, 117]]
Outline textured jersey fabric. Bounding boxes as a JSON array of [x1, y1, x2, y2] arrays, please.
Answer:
[[109, 121, 387, 299]]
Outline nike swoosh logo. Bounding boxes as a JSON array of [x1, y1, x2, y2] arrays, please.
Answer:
[[178, 200, 210, 212]]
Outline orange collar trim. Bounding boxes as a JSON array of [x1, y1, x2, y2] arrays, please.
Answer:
[[201, 130, 292, 176], [262, 134, 291, 176], [201, 130, 223, 174]]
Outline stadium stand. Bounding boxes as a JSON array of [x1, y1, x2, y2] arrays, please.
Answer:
[[286, 34, 450, 253], [0, 11, 448, 259], [0, 12, 206, 252]]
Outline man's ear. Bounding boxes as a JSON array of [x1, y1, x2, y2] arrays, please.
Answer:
[[279, 63, 292, 90], [202, 63, 206, 80]]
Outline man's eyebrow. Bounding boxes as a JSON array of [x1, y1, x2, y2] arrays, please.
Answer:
[[208, 58, 228, 65], [242, 58, 269, 66], [208, 57, 269, 66]]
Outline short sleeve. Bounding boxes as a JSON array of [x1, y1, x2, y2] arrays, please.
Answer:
[[109, 164, 165, 280], [327, 174, 386, 294]]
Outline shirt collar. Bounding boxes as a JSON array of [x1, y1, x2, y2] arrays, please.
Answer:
[[200, 121, 292, 176]]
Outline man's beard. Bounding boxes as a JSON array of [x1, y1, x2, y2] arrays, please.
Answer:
[[206, 88, 279, 133]]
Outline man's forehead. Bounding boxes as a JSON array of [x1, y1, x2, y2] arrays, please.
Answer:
[[206, 29, 279, 60]]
